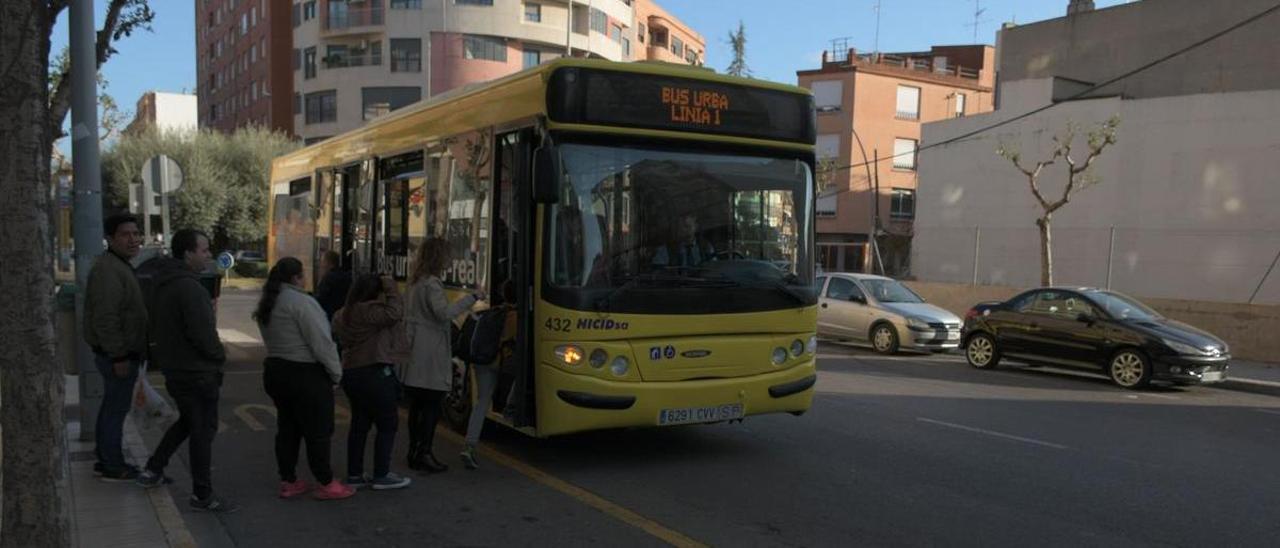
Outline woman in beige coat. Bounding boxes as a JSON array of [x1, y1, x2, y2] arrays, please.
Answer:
[[402, 238, 483, 473]]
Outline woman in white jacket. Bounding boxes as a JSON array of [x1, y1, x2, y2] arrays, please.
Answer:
[[254, 257, 355, 501], [403, 238, 483, 473]]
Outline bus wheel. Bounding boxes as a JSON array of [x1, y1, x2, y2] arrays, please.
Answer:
[[444, 359, 473, 434]]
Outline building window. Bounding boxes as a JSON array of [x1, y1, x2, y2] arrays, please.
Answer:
[[391, 0, 422, 8], [325, 45, 349, 68], [293, 92, 302, 115], [589, 8, 607, 34], [811, 80, 842, 112], [390, 39, 422, 72], [524, 2, 541, 22], [305, 90, 337, 124], [240, 13, 248, 35], [463, 35, 506, 62], [250, 44, 257, 62], [955, 92, 967, 117], [303, 0, 316, 20], [684, 48, 698, 65], [896, 85, 921, 121], [523, 48, 541, 70], [251, 6, 257, 27], [671, 36, 684, 57], [260, 37, 267, 59], [362, 86, 421, 120], [893, 138, 917, 170], [293, 48, 301, 71], [637, 23, 645, 43], [622, 37, 630, 57], [455, 0, 493, 5], [890, 189, 916, 220], [304, 47, 316, 79], [609, 24, 622, 43]]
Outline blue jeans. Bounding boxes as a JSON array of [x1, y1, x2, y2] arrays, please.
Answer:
[[464, 364, 500, 446], [94, 354, 140, 471]]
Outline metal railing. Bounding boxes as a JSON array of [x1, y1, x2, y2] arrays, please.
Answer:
[[323, 53, 382, 68], [325, 3, 384, 30]]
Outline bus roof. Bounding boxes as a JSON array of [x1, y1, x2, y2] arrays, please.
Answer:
[[271, 59, 814, 183]]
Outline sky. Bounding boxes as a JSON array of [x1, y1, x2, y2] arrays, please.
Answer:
[[51, 0, 1134, 123]]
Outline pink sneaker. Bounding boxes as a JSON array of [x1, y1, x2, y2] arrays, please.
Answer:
[[279, 480, 309, 499], [312, 480, 356, 501]]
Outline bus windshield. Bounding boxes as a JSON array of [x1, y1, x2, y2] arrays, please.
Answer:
[[545, 144, 816, 314]]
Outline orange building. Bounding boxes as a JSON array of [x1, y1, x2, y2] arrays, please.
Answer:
[[633, 0, 705, 66], [797, 45, 994, 274]]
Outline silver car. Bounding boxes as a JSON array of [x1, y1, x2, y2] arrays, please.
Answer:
[[816, 273, 963, 354]]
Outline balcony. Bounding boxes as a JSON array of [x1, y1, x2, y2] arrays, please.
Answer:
[[322, 52, 383, 69], [323, 1, 384, 36], [856, 53, 981, 80]]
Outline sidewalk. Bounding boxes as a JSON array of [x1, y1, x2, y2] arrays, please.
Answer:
[[1222, 360, 1280, 396], [63, 375, 197, 548]]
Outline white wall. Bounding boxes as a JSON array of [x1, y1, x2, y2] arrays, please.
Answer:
[[153, 93, 198, 133], [914, 83, 1280, 305]]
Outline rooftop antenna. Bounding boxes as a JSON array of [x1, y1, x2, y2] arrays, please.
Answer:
[[872, 0, 882, 54], [967, 0, 990, 43]]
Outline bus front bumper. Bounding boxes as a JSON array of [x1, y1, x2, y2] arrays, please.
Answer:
[[536, 360, 817, 437]]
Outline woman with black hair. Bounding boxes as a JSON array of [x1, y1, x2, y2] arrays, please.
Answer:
[[254, 257, 355, 501], [332, 274, 412, 490]]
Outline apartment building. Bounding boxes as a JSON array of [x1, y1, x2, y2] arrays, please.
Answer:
[[290, 0, 705, 144], [797, 45, 995, 274], [196, 0, 296, 135]]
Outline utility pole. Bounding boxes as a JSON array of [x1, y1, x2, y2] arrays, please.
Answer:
[[71, 0, 105, 440]]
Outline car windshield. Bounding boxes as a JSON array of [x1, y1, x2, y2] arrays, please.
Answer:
[[544, 143, 815, 314], [1091, 291, 1161, 321], [861, 278, 924, 303]]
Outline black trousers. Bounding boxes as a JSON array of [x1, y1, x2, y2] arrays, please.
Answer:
[[263, 358, 335, 485], [146, 370, 222, 500], [404, 386, 446, 455], [341, 364, 400, 478]]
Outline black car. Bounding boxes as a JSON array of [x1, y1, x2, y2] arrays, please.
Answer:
[[961, 288, 1230, 389]]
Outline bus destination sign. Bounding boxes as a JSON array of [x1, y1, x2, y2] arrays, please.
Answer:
[[547, 67, 815, 144]]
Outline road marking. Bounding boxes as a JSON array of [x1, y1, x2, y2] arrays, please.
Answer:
[[916, 417, 1068, 450], [1140, 393, 1180, 401], [217, 328, 261, 345], [1255, 408, 1280, 417], [389, 407, 705, 547], [233, 404, 276, 432]]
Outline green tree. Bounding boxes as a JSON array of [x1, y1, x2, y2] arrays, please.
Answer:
[[997, 116, 1120, 286], [103, 127, 299, 248], [725, 20, 751, 78]]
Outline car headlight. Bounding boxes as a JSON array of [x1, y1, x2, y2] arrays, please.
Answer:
[[906, 317, 931, 331], [589, 348, 608, 369], [555, 345, 584, 366], [1163, 339, 1211, 356], [771, 347, 788, 365], [610, 355, 630, 377]]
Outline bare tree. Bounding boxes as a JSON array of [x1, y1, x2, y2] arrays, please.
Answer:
[[0, 1, 152, 545], [997, 116, 1120, 287]]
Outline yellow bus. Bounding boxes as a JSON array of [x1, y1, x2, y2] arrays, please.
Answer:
[[268, 59, 818, 437]]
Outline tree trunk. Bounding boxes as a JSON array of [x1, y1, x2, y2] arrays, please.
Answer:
[[1037, 215, 1053, 287], [0, 3, 68, 547]]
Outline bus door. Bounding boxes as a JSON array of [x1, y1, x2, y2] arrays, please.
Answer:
[[492, 129, 535, 427], [375, 152, 423, 281]]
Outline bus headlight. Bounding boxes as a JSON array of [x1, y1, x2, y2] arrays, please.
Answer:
[[555, 345, 584, 366], [610, 356, 630, 377], [807, 336, 818, 355], [589, 349, 608, 369], [772, 347, 788, 366], [790, 339, 805, 357]]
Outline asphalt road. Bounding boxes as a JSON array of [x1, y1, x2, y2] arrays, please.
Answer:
[[139, 288, 1280, 547]]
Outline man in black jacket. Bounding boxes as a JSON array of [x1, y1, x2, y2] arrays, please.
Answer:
[[136, 229, 238, 513]]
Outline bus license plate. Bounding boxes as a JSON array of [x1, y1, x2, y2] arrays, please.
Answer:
[[658, 403, 744, 426]]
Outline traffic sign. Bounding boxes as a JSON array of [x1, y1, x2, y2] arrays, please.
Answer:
[[216, 252, 235, 271], [140, 154, 184, 194]]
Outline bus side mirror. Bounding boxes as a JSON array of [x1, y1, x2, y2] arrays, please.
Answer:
[[533, 147, 560, 204]]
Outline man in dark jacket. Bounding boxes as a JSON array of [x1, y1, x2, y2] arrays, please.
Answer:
[[84, 213, 148, 481], [314, 250, 351, 320], [136, 229, 238, 513]]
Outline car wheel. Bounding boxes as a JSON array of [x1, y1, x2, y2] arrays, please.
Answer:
[[965, 333, 1000, 369], [1108, 349, 1152, 389], [871, 324, 899, 355]]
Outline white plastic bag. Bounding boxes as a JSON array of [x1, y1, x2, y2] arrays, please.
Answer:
[[133, 362, 174, 418]]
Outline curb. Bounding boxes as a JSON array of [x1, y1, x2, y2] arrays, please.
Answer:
[[123, 418, 198, 548], [1216, 378, 1280, 398]]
